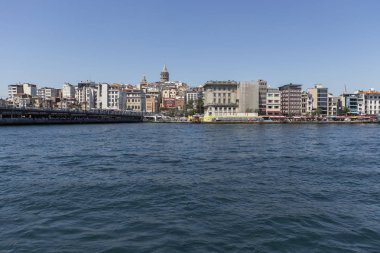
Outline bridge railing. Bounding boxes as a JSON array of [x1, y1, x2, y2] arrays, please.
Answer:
[[0, 106, 144, 117]]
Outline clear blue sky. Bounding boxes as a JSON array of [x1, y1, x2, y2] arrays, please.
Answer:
[[1, 0, 380, 98]]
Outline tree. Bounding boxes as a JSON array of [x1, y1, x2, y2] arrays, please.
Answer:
[[186, 99, 194, 110], [342, 106, 350, 116], [195, 97, 204, 114]]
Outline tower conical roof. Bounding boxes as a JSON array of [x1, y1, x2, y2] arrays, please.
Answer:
[[162, 64, 168, 72]]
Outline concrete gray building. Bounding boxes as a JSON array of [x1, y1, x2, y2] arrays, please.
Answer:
[[238, 81, 259, 113]]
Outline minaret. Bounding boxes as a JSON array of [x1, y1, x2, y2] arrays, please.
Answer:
[[160, 64, 169, 82]]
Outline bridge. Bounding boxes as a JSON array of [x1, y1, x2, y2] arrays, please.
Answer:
[[0, 107, 143, 125]]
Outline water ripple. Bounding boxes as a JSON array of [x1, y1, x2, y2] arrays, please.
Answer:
[[1, 124, 380, 252]]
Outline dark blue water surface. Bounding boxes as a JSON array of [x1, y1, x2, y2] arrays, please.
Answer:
[[1, 123, 380, 253]]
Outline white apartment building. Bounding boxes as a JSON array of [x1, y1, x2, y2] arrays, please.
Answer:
[[266, 88, 281, 115], [186, 91, 202, 102], [37, 87, 59, 100], [108, 85, 126, 110], [358, 89, 380, 115], [76, 82, 98, 110], [301, 91, 313, 115], [22, 83, 37, 96], [97, 83, 126, 110], [7, 84, 23, 101], [62, 83, 75, 99]]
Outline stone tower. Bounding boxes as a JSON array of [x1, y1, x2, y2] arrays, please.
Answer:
[[160, 64, 169, 82]]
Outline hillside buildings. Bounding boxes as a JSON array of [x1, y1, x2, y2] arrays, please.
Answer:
[[4, 65, 380, 117]]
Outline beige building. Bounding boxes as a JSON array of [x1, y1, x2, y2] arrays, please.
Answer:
[[161, 87, 177, 99], [307, 84, 328, 115], [145, 93, 159, 113], [203, 80, 238, 116], [266, 88, 281, 115], [126, 90, 145, 112]]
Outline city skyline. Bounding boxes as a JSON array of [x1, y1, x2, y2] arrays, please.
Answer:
[[2, 0, 380, 98]]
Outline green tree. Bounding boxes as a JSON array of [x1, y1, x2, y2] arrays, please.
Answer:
[[342, 106, 350, 116], [186, 99, 194, 110], [315, 108, 322, 116], [195, 97, 204, 114]]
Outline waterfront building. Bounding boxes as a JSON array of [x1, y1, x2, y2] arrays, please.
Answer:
[[341, 93, 359, 115], [308, 84, 328, 115], [126, 89, 145, 112], [238, 81, 260, 113], [186, 91, 202, 103], [108, 84, 126, 110], [258, 80, 268, 115], [37, 87, 59, 101], [7, 84, 24, 101], [301, 91, 313, 115], [97, 83, 126, 110], [327, 94, 341, 116], [279, 83, 302, 116], [186, 87, 204, 111], [145, 93, 159, 113], [22, 83, 37, 96], [160, 64, 169, 82], [203, 80, 239, 116], [357, 89, 380, 115], [62, 83, 75, 99], [76, 81, 98, 110], [266, 88, 281, 115]]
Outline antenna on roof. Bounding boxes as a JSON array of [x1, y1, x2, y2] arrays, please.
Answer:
[[344, 84, 347, 94]]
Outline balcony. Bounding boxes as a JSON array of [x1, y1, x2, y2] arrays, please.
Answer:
[[204, 103, 238, 107]]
